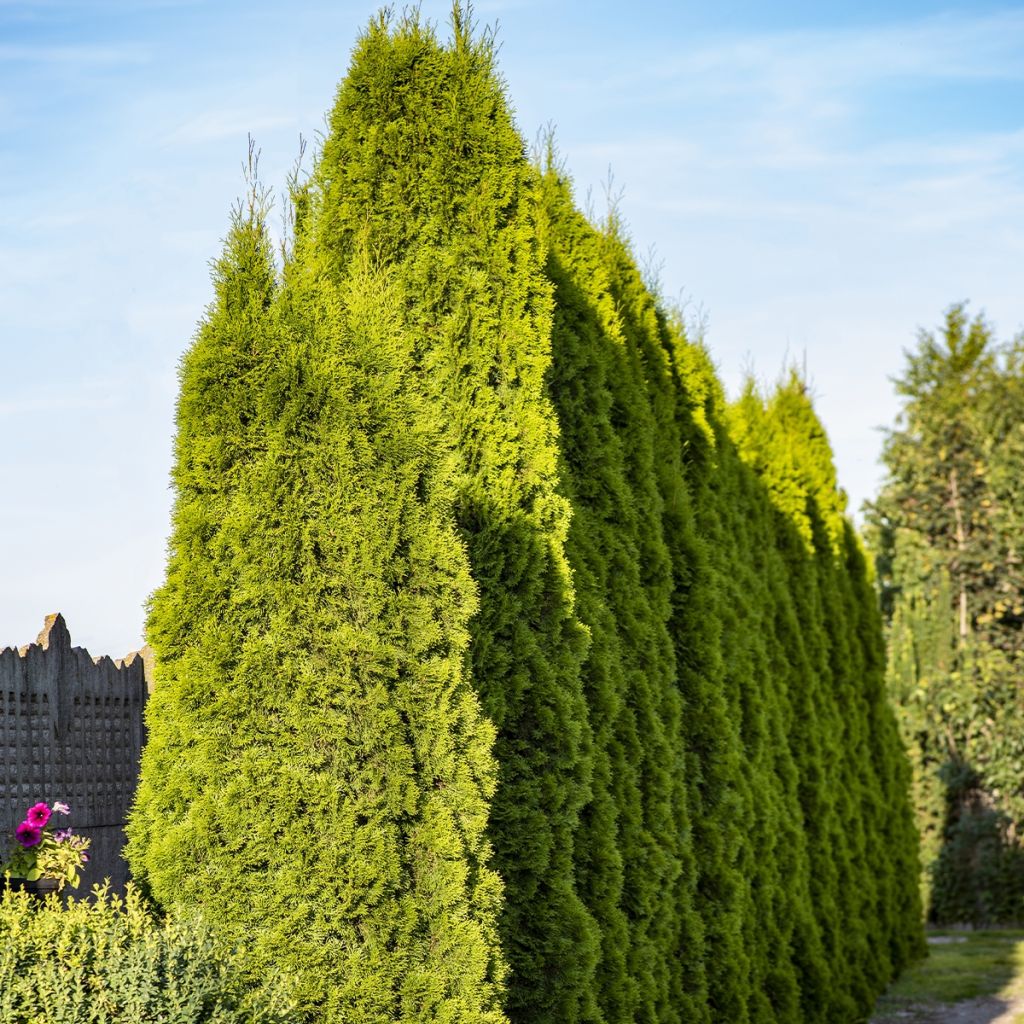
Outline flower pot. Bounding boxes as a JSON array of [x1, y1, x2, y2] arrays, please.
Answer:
[[7, 876, 60, 899]]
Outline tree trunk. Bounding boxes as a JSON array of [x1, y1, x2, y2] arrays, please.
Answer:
[[950, 466, 969, 642]]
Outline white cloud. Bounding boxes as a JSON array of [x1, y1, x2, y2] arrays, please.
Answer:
[[160, 109, 296, 147], [0, 43, 148, 64], [647, 9, 1024, 96], [554, 10, 1024, 178]]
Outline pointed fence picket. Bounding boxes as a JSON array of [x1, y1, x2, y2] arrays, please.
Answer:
[[0, 614, 148, 894]]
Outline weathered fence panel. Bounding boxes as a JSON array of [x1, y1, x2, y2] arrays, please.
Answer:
[[0, 614, 147, 894]]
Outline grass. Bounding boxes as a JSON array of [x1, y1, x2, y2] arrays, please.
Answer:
[[871, 930, 1024, 1023]]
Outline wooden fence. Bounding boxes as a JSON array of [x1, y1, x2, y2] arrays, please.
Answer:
[[0, 614, 148, 894]]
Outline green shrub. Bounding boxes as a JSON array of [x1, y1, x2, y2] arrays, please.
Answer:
[[929, 761, 1024, 926], [0, 884, 292, 1023]]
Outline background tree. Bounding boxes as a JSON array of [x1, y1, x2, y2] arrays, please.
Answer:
[[868, 302, 1024, 923]]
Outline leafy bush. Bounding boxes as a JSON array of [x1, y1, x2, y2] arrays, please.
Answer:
[[929, 761, 1024, 926], [0, 884, 293, 1023]]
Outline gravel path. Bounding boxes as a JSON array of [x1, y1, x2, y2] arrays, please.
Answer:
[[873, 995, 1024, 1023]]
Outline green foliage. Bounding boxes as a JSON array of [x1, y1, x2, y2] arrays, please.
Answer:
[[541, 166, 706, 1024], [540, 160, 922, 1021], [868, 302, 1024, 923], [729, 372, 847, 554], [130, 8, 924, 1022], [929, 762, 1024, 925], [711, 373, 923, 1019], [128, 176, 506, 1021], [302, 15, 599, 1022], [0, 884, 291, 1023]]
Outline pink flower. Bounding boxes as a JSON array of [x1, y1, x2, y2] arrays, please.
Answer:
[[15, 822, 42, 848], [53, 829, 72, 843], [52, 801, 70, 815], [25, 803, 50, 828]]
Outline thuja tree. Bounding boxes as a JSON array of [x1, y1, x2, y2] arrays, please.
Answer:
[[585, 231, 819, 1024], [868, 303, 1024, 923], [649, 339, 753, 1023], [127, 196, 508, 1022], [689, 393, 808, 1024], [295, 12, 598, 1022], [732, 378, 924, 1014], [130, 7, 928, 1018], [541, 170, 921, 1022], [540, 163, 706, 1024]]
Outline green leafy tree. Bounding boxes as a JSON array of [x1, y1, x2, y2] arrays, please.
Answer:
[[869, 302, 1024, 923]]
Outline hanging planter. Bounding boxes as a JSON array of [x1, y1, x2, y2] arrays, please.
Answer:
[[2, 800, 90, 895]]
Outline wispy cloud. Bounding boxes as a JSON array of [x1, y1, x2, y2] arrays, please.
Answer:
[[560, 9, 1024, 229], [563, 10, 1024, 171], [646, 9, 1024, 96], [160, 109, 295, 147], [0, 394, 118, 417], [0, 43, 148, 64]]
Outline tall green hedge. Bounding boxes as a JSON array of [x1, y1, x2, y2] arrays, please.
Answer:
[[130, 9, 924, 1023], [541, 168, 706, 1024]]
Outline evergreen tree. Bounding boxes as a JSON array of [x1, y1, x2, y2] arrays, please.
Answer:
[[659, 341, 754, 1023], [130, 10, 927, 1019], [128, 191, 508, 1022], [540, 163, 706, 1024], [869, 303, 1024, 923], [300, 13, 599, 1021], [731, 375, 925, 1016]]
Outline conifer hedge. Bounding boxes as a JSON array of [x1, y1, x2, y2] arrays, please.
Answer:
[[129, 9, 924, 1023]]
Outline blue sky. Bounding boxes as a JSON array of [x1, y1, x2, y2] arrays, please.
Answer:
[[2, 0, 1023, 656]]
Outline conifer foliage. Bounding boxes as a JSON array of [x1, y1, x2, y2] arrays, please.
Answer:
[[130, 8, 924, 1023], [869, 304, 1024, 924], [128, 187, 507, 1022], [307, 17, 599, 1021]]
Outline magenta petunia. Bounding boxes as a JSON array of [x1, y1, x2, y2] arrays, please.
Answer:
[[25, 803, 51, 828], [15, 822, 42, 848]]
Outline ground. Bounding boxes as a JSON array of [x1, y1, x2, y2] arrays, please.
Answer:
[[871, 931, 1024, 1024]]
